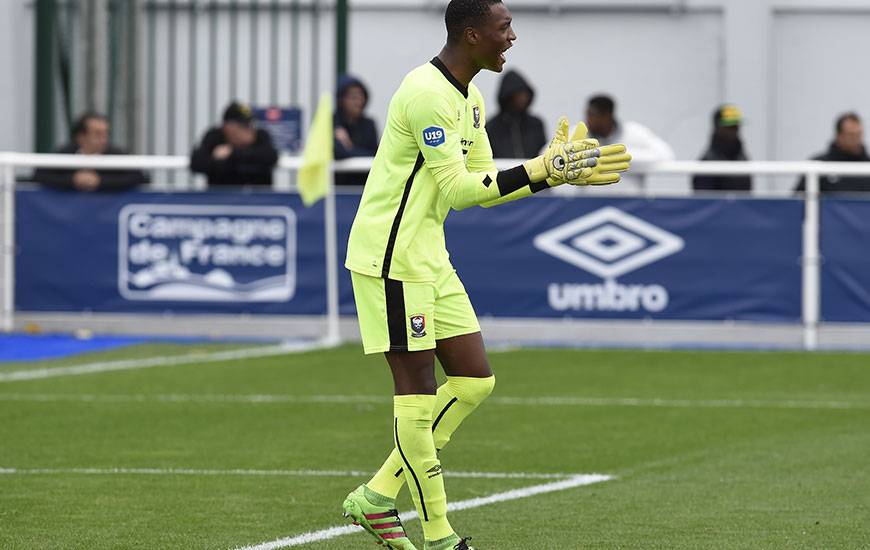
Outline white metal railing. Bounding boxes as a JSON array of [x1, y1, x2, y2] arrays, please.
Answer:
[[3, 152, 870, 350]]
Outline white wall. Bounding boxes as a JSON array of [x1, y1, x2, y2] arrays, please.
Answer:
[[772, 10, 870, 161], [0, 1, 33, 152]]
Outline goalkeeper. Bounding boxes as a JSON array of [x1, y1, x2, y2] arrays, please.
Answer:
[[342, 1, 631, 549]]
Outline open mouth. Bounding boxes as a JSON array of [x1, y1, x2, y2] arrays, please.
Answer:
[[499, 45, 511, 64]]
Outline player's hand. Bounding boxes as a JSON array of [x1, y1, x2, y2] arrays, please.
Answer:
[[213, 144, 233, 160], [335, 127, 354, 150], [523, 117, 601, 185], [72, 169, 101, 192], [562, 122, 632, 186]]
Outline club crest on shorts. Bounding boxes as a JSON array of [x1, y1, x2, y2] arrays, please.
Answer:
[[409, 314, 426, 338], [472, 105, 481, 128]]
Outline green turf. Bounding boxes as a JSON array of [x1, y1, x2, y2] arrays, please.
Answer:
[[1, 345, 869, 549]]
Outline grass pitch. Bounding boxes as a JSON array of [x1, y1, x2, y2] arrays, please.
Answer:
[[1, 343, 869, 549]]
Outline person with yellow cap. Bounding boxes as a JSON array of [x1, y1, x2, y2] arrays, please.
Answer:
[[692, 104, 752, 192]]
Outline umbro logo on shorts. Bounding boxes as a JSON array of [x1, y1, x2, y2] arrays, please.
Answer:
[[409, 314, 427, 338]]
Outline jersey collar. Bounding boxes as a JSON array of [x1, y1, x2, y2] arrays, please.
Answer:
[[430, 57, 469, 99]]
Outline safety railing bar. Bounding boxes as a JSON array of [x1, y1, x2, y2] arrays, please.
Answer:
[[332, 159, 870, 176], [5, 153, 870, 177]]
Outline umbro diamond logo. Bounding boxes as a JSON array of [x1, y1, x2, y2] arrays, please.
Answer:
[[533, 207, 684, 279]]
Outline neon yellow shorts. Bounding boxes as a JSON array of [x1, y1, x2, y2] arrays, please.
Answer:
[[350, 269, 481, 354]]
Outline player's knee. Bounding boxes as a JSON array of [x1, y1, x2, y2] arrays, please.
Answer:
[[447, 375, 495, 405]]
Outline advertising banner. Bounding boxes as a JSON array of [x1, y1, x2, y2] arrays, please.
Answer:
[[16, 189, 326, 314], [16, 189, 806, 322], [445, 197, 804, 321], [820, 198, 870, 322]]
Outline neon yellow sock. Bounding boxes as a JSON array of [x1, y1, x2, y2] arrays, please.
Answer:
[[432, 376, 495, 449], [366, 377, 495, 500], [393, 394, 453, 542]]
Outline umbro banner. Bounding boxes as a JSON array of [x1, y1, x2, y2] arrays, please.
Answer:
[[446, 196, 804, 321], [13, 188, 825, 322]]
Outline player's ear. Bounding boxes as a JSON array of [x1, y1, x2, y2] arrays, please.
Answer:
[[464, 26, 479, 45]]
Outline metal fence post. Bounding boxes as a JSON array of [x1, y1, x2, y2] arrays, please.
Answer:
[[35, 0, 58, 152], [802, 170, 821, 350], [0, 160, 15, 333], [336, 0, 348, 79]]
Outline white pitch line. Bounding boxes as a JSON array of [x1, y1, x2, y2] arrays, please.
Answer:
[[0, 393, 390, 405], [0, 467, 570, 480], [0, 342, 318, 383], [0, 392, 866, 410], [233, 474, 612, 550], [493, 395, 868, 410]]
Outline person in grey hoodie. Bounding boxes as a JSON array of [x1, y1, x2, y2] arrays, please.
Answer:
[[486, 69, 546, 158]]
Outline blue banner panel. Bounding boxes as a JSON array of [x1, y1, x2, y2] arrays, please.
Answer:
[[444, 197, 804, 321], [820, 198, 870, 322], [16, 189, 804, 322], [336, 195, 360, 315], [16, 189, 327, 314]]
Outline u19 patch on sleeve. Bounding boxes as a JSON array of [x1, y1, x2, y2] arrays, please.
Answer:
[[423, 126, 446, 147]]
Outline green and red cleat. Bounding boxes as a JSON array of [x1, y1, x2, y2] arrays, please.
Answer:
[[342, 485, 417, 549]]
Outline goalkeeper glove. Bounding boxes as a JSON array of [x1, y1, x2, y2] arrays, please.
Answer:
[[523, 117, 602, 185], [563, 122, 632, 186]]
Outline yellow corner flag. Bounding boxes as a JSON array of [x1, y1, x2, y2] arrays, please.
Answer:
[[298, 93, 334, 206]]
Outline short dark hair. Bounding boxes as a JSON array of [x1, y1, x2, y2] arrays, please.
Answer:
[[445, 0, 502, 43], [71, 112, 108, 138], [836, 112, 861, 134], [587, 94, 615, 116]]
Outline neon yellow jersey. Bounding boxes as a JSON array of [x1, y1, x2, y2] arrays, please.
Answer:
[[345, 58, 539, 282]]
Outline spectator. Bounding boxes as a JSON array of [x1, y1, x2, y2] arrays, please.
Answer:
[[334, 75, 378, 186], [191, 101, 278, 187], [486, 69, 547, 158], [32, 112, 148, 192], [796, 112, 870, 193], [693, 104, 752, 192], [585, 94, 675, 191]]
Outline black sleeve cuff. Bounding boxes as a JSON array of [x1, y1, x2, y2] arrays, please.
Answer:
[[529, 181, 549, 193], [496, 165, 533, 196]]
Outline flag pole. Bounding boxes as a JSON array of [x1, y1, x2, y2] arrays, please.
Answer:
[[323, 164, 341, 347], [297, 92, 339, 346]]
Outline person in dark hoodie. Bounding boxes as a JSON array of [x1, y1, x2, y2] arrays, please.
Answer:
[[486, 69, 546, 158], [334, 74, 379, 186], [190, 101, 278, 187], [796, 112, 870, 193], [32, 112, 149, 192], [692, 104, 752, 192]]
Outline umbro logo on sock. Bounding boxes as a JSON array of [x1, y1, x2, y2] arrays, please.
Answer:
[[426, 465, 443, 479]]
